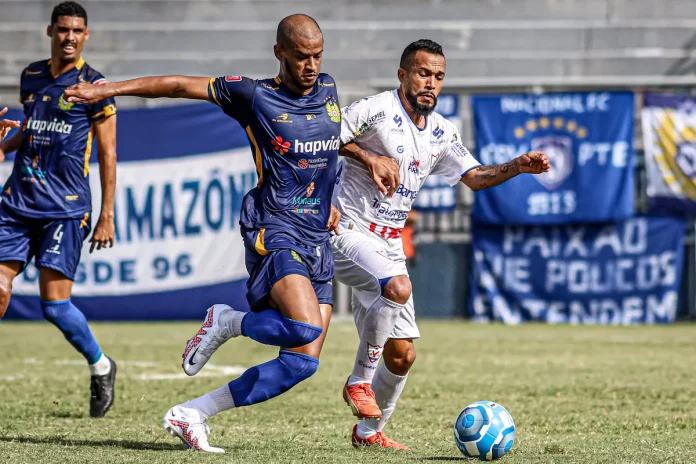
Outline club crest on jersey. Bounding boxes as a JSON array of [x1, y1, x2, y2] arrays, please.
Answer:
[[225, 75, 242, 82], [367, 342, 383, 363], [408, 159, 420, 174], [58, 93, 75, 111], [271, 135, 291, 155], [325, 98, 341, 123]]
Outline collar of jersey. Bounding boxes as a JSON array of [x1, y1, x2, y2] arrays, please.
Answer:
[[274, 75, 318, 99], [45, 57, 85, 81], [392, 89, 428, 133]]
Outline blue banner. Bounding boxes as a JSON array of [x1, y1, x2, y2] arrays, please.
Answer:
[[642, 93, 696, 213], [471, 92, 635, 225], [470, 215, 686, 324], [2, 103, 256, 320], [413, 94, 460, 212]]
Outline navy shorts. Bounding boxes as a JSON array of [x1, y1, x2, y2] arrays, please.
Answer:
[[0, 203, 91, 280], [242, 226, 334, 311]]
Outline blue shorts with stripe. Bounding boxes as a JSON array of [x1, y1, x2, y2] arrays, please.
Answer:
[[241, 226, 334, 311], [0, 203, 91, 280]]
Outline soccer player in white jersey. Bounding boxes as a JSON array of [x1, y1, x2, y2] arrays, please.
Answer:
[[333, 39, 550, 449]]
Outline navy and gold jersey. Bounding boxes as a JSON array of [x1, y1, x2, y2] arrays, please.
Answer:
[[208, 74, 341, 247], [2, 58, 116, 219]]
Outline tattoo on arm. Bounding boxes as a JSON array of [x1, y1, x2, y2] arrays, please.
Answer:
[[467, 161, 519, 190]]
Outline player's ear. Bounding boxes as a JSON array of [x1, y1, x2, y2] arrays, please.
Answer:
[[273, 44, 283, 61], [46, 25, 53, 38], [85, 27, 90, 40], [397, 67, 405, 84]]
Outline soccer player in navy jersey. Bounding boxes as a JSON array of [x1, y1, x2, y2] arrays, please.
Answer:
[[66, 13, 396, 452], [0, 2, 117, 418]]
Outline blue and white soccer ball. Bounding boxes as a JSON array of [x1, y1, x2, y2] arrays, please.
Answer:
[[454, 401, 516, 461]]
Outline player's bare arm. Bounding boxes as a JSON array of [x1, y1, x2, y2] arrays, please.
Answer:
[[327, 205, 341, 235], [90, 114, 117, 253], [65, 76, 212, 104], [0, 107, 21, 146], [340, 142, 400, 197], [462, 151, 550, 191]]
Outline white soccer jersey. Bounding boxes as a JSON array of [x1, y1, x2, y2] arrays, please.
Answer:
[[335, 90, 480, 253]]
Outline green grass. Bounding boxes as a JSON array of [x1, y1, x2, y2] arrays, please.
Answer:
[[0, 320, 695, 463]]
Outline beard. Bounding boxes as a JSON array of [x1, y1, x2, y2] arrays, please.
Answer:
[[405, 90, 437, 117], [283, 61, 315, 91]]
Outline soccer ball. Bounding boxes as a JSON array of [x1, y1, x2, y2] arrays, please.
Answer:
[[453, 401, 516, 461]]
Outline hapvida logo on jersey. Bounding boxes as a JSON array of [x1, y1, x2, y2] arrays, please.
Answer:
[[294, 136, 340, 156], [25, 117, 73, 135], [395, 183, 418, 200], [372, 198, 409, 221]]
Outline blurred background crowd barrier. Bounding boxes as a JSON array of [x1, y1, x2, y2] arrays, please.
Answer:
[[2, 0, 695, 323]]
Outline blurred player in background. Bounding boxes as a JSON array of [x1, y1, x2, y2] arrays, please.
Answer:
[[0, 1, 117, 418], [0, 108, 21, 142], [66, 13, 396, 453], [334, 39, 550, 449]]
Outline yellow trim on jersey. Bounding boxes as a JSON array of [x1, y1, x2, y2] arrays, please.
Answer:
[[79, 212, 89, 229], [92, 104, 117, 120], [84, 123, 94, 177], [255, 228, 269, 256], [209, 78, 221, 106], [274, 76, 281, 84], [246, 126, 263, 186], [75, 57, 85, 70]]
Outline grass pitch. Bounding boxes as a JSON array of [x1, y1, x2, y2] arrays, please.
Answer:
[[0, 320, 694, 463]]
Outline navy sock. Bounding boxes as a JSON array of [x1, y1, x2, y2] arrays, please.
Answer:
[[241, 309, 322, 348], [227, 350, 319, 407], [41, 299, 102, 364]]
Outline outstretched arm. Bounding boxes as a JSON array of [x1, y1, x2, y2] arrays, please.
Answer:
[[462, 151, 549, 191], [65, 76, 212, 104], [340, 142, 400, 197]]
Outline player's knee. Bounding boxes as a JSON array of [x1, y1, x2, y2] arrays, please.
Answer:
[[280, 350, 319, 383], [0, 274, 11, 317], [387, 343, 416, 373], [382, 275, 412, 305], [281, 317, 323, 348]]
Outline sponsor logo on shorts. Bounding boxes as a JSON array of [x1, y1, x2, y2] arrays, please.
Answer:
[[225, 75, 242, 82]]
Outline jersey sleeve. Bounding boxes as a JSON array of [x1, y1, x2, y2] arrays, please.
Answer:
[[89, 74, 117, 122], [19, 68, 29, 107], [431, 129, 481, 186], [208, 75, 256, 124], [340, 95, 386, 145]]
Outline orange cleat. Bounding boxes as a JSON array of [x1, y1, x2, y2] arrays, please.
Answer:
[[351, 424, 411, 450], [343, 379, 382, 419]]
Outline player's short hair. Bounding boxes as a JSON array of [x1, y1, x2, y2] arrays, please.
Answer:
[[276, 14, 322, 49], [399, 39, 444, 69], [51, 1, 88, 26]]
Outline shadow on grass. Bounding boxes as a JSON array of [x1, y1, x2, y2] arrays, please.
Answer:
[[0, 435, 183, 451], [418, 458, 469, 462]]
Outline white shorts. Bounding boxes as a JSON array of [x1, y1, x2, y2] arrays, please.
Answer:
[[331, 221, 420, 340]]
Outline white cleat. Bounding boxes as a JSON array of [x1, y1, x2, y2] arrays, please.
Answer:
[[162, 405, 225, 453], [182, 304, 237, 376]]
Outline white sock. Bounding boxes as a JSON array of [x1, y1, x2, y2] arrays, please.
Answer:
[[218, 309, 246, 338], [351, 296, 404, 383], [356, 362, 408, 438], [89, 353, 111, 376], [183, 385, 236, 421]]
